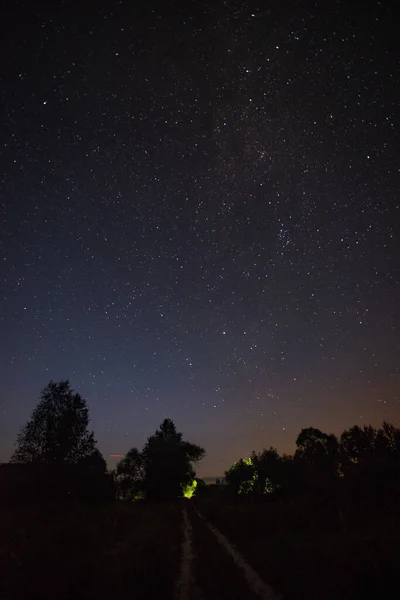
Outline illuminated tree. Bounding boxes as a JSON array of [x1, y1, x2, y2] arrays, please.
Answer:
[[225, 448, 293, 497], [225, 457, 257, 495], [251, 447, 282, 494], [121, 418, 205, 501], [183, 478, 197, 498]]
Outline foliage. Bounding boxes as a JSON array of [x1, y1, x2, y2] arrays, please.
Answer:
[[293, 427, 340, 497], [295, 427, 339, 474], [339, 421, 400, 507], [142, 418, 204, 500], [11, 380, 105, 471], [116, 448, 145, 499], [340, 421, 400, 468], [251, 447, 283, 495], [1, 502, 182, 599], [183, 478, 197, 498], [117, 418, 205, 501], [224, 421, 400, 510], [224, 457, 257, 495]]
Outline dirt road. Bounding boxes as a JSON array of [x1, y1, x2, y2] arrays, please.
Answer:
[[176, 507, 279, 600]]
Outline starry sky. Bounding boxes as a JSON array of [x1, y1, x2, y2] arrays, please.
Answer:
[[1, 0, 399, 477]]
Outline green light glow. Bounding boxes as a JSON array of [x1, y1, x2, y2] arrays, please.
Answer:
[[133, 491, 145, 500], [183, 479, 198, 499]]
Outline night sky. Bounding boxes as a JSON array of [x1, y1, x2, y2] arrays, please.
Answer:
[[1, 1, 399, 477]]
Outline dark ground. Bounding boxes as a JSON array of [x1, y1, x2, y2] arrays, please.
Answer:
[[188, 508, 263, 600], [1, 498, 399, 600], [0, 501, 182, 600], [193, 496, 400, 600]]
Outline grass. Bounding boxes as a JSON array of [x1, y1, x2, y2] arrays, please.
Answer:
[[194, 496, 400, 600], [2, 495, 399, 599], [0, 500, 182, 600]]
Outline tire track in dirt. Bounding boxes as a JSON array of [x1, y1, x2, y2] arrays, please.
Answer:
[[176, 507, 203, 600], [196, 510, 278, 600], [178, 506, 279, 600]]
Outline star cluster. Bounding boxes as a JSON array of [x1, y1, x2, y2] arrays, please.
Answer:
[[1, 1, 399, 476]]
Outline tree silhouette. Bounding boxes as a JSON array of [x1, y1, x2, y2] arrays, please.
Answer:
[[340, 424, 377, 469], [378, 421, 400, 457], [142, 418, 205, 501], [340, 422, 400, 469], [222, 421, 400, 529], [224, 457, 256, 495], [118, 418, 205, 501], [339, 422, 400, 508], [225, 448, 298, 498], [251, 447, 282, 495], [295, 427, 339, 480], [11, 380, 105, 470], [116, 448, 145, 499]]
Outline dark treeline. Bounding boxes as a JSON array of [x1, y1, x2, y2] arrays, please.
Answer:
[[2, 379, 400, 516], [221, 423, 400, 524], [1, 380, 205, 504], [1, 381, 111, 503]]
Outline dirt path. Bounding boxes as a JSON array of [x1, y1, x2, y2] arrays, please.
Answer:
[[176, 507, 279, 600]]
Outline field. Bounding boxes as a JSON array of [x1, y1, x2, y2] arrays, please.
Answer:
[[1, 497, 399, 600], [0, 501, 182, 600], [193, 495, 400, 600]]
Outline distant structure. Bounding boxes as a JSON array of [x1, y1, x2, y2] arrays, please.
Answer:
[[202, 476, 225, 485]]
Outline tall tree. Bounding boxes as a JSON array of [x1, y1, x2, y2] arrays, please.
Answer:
[[11, 380, 105, 470], [340, 424, 377, 469], [225, 449, 293, 497], [340, 422, 400, 469], [377, 421, 400, 459], [116, 448, 145, 499], [294, 427, 340, 501], [295, 427, 339, 476], [251, 447, 283, 495], [339, 422, 400, 507], [142, 418, 205, 501], [224, 457, 256, 496]]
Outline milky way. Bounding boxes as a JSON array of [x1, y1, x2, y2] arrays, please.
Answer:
[[1, 1, 399, 476]]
